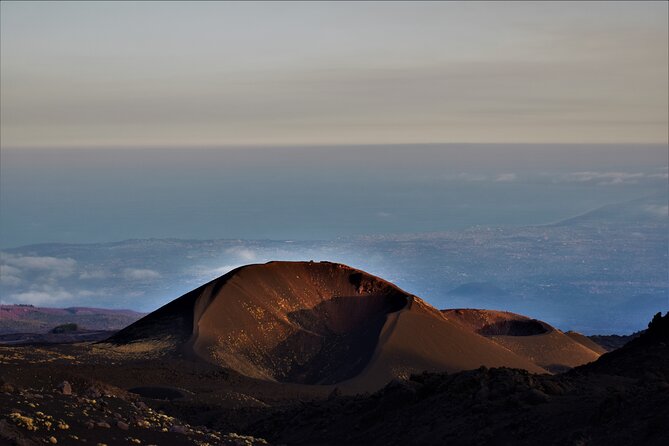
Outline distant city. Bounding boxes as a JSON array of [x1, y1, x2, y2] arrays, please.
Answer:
[[2, 193, 666, 334]]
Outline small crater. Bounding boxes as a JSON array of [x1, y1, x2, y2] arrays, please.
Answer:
[[478, 319, 549, 336]]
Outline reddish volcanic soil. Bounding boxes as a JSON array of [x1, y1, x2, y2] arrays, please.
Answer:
[[443, 309, 603, 372], [107, 261, 545, 392]]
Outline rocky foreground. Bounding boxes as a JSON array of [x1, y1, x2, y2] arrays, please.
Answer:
[[1, 259, 666, 446], [0, 376, 268, 446], [0, 312, 667, 445]]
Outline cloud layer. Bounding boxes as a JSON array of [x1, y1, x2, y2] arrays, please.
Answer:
[[121, 268, 162, 281], [556, 171, 666, 186], [2, 2, 667, 146]]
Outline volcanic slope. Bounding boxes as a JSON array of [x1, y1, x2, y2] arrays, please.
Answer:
[[443, 309, 602, 372], [250, 313, 669, 446], [107, 261, 545, 392]]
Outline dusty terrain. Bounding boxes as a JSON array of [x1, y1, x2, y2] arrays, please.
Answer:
[[1, 262, 663, 445]]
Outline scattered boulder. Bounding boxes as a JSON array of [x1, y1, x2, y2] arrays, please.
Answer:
[[57, 381, 72, 396], [169, 425, 188, 434], [85, 386, 102, 398], [136, 420, 150, 428]]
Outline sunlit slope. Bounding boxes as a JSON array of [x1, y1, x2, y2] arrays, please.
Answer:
[[444, 309, 602, 372]]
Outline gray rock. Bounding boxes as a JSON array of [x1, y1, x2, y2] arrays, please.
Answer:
[[86, 387, 102, 398], [169, 425, 188, 434]]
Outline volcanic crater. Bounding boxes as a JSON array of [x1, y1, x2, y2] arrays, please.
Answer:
[[108, 262, 414, 386], [106, 262, 600, 391]]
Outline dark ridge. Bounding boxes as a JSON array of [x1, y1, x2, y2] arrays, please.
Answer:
[[104, 265, 243, 346], [588, 331, 643, 352], [580, 312, 669, 379], [103, 291, 197, 345]]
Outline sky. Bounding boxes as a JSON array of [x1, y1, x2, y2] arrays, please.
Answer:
[[1, 1, 668, 148]]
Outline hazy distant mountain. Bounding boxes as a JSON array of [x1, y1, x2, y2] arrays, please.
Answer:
[[587, 331, 642, 352], [0, 305, 144, 334], [551, 193, 668, 227]]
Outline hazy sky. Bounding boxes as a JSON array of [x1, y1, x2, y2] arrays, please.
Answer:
[[1, 1, 667, 148]]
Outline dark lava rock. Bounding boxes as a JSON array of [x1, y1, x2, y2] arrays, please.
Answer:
[[523, 388, 550, 405], [57, 381, 72, 395], [170, 425, 188, 434]]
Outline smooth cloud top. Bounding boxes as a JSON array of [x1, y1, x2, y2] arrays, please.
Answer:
[[225, 247, 257, 261], [556, 171, 665, 186], [121, 268, 162, 281], [2, 254, 77, 277], [644, 205, 669, 217], [495, 173, 518, 182]]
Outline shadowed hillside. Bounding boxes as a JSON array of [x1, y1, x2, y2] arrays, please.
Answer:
[[249, 313, 669, 446]]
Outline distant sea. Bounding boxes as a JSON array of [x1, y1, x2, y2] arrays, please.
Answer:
[[1, 144, 667, 248]]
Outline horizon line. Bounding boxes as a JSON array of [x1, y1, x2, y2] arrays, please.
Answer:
[[2, 141, 668, 151]]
